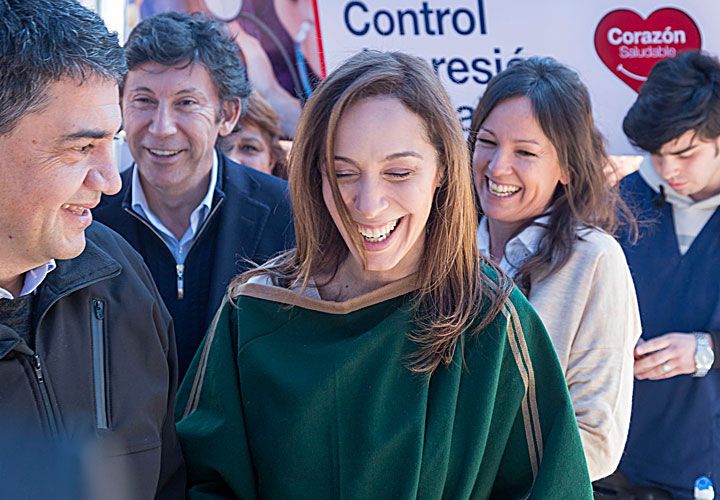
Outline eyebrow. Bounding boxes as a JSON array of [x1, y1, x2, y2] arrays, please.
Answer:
[[127, 86, 154, 94], [667, 143, 698, 156], [176, 87, 205, 96], [126, 86, 204, 96], [334, 151, 423, 165], [479, 127, 540, 146], [61, 129, 116, 142]]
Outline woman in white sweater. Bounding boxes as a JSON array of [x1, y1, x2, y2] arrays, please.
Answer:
[[470, 57, 642, 481]]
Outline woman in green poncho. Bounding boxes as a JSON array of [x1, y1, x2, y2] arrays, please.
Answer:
[[175, 50, 592, 499]]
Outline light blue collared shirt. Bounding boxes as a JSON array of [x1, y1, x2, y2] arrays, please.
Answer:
[[0, 260, 57, 299], [477, 216, 547, 279], [478, 214, 592, 278], [131, 152, 218, 265]]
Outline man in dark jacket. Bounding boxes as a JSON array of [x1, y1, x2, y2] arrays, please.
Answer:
[[607, 51, 720, 498], [0, 1, 184, 498], [95, 12, 294, 378]]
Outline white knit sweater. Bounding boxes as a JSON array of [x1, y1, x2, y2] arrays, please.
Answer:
[[478, 218, 642, 480]]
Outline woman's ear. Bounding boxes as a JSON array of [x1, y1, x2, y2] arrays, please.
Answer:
[[559, 168, 570, 186], [434, 165, 446, 190]]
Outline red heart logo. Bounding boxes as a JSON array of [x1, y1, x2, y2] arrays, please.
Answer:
[[594, 8, 702, 92]]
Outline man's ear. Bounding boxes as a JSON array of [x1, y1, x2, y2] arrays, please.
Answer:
[[218, 98, 242, 137]]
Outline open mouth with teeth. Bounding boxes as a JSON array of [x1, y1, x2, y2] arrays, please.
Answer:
[[487, 177, 521, 197], [148, 148, 183, 158], [61, 203, 90, 216], [357, 218, 401, 243]]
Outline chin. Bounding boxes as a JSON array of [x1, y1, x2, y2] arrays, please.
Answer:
[[54, 237, 88, 261]]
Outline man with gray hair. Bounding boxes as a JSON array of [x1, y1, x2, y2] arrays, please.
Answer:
[[0, 0, 183, 497]]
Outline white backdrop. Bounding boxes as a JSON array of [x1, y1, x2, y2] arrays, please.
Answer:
[[314, 1, 719, 154]]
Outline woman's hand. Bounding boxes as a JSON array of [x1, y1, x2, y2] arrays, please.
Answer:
[[634, 333, 700, 380]]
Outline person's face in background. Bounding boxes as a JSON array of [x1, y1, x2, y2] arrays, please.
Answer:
[[0, 77, 122, 271], [220, 120, 275, 175], [650, 129, 720, 201], [273, 0, 321, 76], [473, 96, 566, 233], [322, 96, 440, 280]]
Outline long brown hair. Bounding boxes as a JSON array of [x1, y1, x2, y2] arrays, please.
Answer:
[[232, 50, 510, 374], [469, 57, 636, 293]]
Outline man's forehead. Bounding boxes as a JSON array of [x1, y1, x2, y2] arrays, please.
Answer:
[[658, 130, 699, 155], [11, 77, 121, 139], [125, 61, 217, 95]]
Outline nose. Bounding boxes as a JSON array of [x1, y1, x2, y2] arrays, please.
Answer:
[[147, 103, 177, 137], [484, 148, 514, 178], [654, 155, 680, 182], [352, 176, 389, 220], [85, 143, 122, 196]]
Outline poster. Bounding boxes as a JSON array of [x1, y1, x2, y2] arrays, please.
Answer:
[[315, 1, 716, 153], [131, 1, 719, 152]]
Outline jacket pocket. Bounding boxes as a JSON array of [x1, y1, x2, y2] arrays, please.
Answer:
[[90, 298, 109, 430]]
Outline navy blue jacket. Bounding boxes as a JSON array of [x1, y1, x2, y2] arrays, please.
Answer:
[[95, 153, 294, 377], [619, 172, 720, 498]]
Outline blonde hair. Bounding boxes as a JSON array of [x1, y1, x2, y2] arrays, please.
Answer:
[[232, 50, 509, 374]]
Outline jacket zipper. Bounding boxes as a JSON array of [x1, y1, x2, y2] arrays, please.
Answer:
[[125, 198, 224, 300], [90, 299, 109, 429], [176, 264, 185, 300], [31, 353, 59, 435], [33, 269, 122, 438]]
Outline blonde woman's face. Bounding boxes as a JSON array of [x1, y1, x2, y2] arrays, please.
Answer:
[[322, 96, 440, 277]]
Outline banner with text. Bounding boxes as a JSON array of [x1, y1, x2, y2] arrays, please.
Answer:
[[314, 1, 718, 153]]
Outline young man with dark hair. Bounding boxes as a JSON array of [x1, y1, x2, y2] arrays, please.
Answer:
[[0, 0, 183, 497], [616, 50, 720, 497], [95, 12, 294, 378]]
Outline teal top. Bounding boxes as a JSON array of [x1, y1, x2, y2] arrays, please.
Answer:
[[176, 273, 591, 499]]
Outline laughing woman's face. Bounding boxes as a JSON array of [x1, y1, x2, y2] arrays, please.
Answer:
[[473, 96, 566, 232], [322, 96, 440, 280]]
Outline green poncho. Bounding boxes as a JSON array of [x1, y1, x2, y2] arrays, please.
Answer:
[[176, 274, 591, 499]]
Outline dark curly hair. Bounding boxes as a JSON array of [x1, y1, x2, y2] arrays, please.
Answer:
[[623, 50, 720, 154], [0, 0, 125, 135], [124, 11, 250, 110]]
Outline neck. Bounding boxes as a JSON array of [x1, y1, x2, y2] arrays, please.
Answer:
[[319, 247, 421, 302], [139, 170, 211, 240], [0, 267, 25, 298], [0, 248, 37, 297], [486, 218, 522, 263]]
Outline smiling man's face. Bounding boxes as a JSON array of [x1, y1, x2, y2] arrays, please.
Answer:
[[0, 76, 121, 273], [122, 61, 239, 198]]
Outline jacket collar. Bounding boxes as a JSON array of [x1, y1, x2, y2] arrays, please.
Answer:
[[0, 324, 32, 359], [205, 152, 270, 325], [0, 230, 121, 359], [33, 230, 121, 320]]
